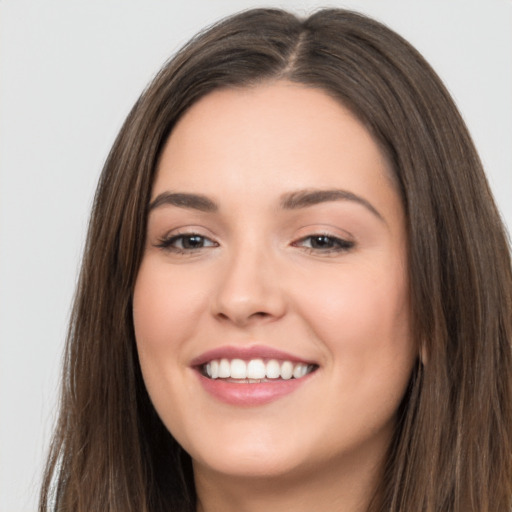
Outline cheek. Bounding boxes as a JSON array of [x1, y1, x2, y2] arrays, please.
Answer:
[[298, 261, 414, 430], [295, 260, 412, 368], [132, 260, 206, 436], [132, 260, 207, 355]]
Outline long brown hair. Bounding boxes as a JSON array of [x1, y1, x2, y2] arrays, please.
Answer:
[[40, 8, 512, 512]]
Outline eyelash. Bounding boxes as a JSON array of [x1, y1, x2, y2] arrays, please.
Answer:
[[292, 234, 354, 254], [156, 233, 218, 253], [156, 232, 354, 255]]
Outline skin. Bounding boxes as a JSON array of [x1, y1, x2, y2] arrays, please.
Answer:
[[133, 81, 416, 512]]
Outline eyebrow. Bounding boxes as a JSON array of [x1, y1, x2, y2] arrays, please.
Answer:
[[280, 189, 384, 222], [148, 192, 218, 212], [148, 188, 384, 222]]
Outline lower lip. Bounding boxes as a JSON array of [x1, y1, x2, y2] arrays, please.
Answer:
[[196, 372, 313, 406]]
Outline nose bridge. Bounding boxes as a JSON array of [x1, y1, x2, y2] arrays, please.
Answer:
[[212, 234, 285, 325]]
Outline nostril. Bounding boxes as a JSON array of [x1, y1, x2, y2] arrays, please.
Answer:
[[215, 309, 274, 327]]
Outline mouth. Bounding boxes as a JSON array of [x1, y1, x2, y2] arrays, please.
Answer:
[[192, 346, 319, 405], [200, 358, 318, 383]]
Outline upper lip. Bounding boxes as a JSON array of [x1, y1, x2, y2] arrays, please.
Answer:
[[190, 345, 317, 367]]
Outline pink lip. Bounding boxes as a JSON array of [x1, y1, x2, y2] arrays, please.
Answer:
[[190, 344, 315, 367], [191, 345, 318, 406], [195, 372, 315, 406]]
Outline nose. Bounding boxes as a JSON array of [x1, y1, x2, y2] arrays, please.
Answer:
[[211, 242, 287, 327]]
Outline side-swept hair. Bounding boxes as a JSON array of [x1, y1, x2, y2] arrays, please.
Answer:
[[40, 8, 512, 512]]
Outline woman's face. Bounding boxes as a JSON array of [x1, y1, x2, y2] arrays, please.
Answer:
[[133, 81, 415, 482]]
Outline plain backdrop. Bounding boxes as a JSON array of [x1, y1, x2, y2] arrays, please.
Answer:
[[1, 1, 511, 510]]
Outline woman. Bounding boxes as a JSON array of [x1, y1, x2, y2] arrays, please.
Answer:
[[40, 8, 512, 512]]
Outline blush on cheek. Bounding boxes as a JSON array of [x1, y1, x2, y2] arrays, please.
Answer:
[[133, 265, 212, 363], [300, 271, 410, 354]]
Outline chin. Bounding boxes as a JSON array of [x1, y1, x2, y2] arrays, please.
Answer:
[[188, 435, 310, 480]]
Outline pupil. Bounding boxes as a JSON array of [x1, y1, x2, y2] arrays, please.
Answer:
[[312, 235, 333, 248], [183, 235, 203, 249]]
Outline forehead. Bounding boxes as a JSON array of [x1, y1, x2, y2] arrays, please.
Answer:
[[153, 81, 399, 217]]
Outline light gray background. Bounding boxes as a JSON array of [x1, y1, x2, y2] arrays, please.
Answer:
[[1, 1, 511, 510]]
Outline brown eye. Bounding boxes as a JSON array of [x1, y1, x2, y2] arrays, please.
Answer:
[[180, 235, 208, 249], [309, 235, 337, 249], [156, 233, 218, 252], [293, 234, 354, 253]]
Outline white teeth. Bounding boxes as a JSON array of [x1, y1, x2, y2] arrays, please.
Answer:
[[266, 359, 281, 379], [293, 363, 308, 379], [230, 359, 247, 379], [203, 357, 314, 381], [247, 359, 266, 379], [218, 358, 230, 378], [280, 361, 293, 380], [210, 360, 219, 379]]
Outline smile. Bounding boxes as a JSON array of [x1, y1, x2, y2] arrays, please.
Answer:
[[192, 346, 319, 405], [203, 358, 317, 381]]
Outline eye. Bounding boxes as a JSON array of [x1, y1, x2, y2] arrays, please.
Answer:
[[156, 233, 218, 252], [293, 234, 354, 253]]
